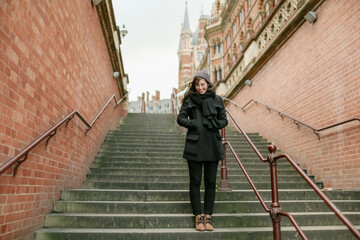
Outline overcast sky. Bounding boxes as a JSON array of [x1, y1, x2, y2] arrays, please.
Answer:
[[112, 1, 214, 101]]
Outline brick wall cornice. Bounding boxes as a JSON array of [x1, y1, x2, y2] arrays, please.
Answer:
[[205, 0, 238, 42], [224, 0, 325, 100], [96, 0, 126, 97]]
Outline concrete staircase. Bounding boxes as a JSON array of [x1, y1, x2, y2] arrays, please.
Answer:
[[34, 113, 360, 239]]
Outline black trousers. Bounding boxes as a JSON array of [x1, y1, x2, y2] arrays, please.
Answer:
[[187, 160, 219, 216]]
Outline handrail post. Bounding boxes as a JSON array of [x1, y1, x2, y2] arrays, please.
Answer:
[[268, 144, 281, 240], [220, 128, 231, 191]]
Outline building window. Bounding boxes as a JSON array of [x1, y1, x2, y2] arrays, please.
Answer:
[[240, 8, 244, 25], [214, 43, 222, 55], [265, 2, 270, 16], [226, 34, 231, 49], [215, 68, 222, 82], [232, 21, 237, 35], [248, 0, 251, 8]]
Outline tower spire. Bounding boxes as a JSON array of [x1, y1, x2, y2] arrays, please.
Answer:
[[182, 2, 191, 31]]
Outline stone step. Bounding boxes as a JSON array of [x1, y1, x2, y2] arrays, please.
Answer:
[[98, 149, 271, 155], [95, 152, 269, 158], [88, 168, 301, 176], [90, 160, 289, 167], [105, 132, 186, 138], [104, 134, 265, 141], [105, 131, 260, 136], [103, 137, 266, 143], [109, 129, 180, 134], [104, 135, 186, 140], [60, 189, 360, 202], [33, 226, 360, 240], [97, 147, 186, 153], [82, 181, 316, 190], [90, 161, 296, 170], [84, 174, 309, 183], [95, 154, 276, 162], [96, 152, 183, 157], [100, 144, 271, 150], [43, 212, 360, 229], [53, 200, 360, 214], [93, 155, 274, 163], [100, 143, 271, 149]]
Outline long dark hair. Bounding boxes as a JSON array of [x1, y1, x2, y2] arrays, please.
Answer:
[[182, 77, 215, 103]]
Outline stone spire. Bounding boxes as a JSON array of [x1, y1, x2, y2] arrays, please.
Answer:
[[179, 2, 192, 51], [182, 2, 191, 31]]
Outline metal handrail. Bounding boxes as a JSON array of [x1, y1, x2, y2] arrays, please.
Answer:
[[223, 97, 360, 139], [221, 108, 360, 239], [86, 93, 128, 133], [274, 153, 360, 239], [0, 93, 128, 177]]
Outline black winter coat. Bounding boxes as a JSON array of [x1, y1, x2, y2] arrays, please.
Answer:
[[177, 95, 228, 162]]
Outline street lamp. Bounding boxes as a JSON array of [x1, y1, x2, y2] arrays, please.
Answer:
[[120, 24, 128, 38]]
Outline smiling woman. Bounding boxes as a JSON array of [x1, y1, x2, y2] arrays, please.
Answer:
[[177, 69, 228, 231]]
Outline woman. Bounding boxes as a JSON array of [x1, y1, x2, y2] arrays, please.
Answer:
[[177, 69, 228, 231]]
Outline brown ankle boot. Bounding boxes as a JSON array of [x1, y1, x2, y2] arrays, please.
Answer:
[[195, 215, 205, 231], [204, 215, 214, 231]]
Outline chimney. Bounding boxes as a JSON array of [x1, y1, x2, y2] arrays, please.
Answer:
[[155, 90, 160, 101]]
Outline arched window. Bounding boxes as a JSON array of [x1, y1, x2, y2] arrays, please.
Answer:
[[258, 0, 265, 26], [214, 67, 222, 82], [217, 68, 222, 81], [214, 42, 222, 55], [226, 34, 231, 49], [265, 2, 270, 16], [240, 8, 244, 25], [233, 43, 237, 62]]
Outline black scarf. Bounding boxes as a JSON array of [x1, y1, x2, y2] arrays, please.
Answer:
[[190, 91, 221, 130]]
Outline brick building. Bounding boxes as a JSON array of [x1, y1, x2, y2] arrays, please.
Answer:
[[129, 91, 171, 113], [177, 3, 209, 92], [179, 0, 360, 189], [0, 0, 128, 239]]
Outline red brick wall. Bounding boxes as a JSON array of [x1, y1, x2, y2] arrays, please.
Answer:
[[0, 1, 126, 239], [227, 0, 360, 189]]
